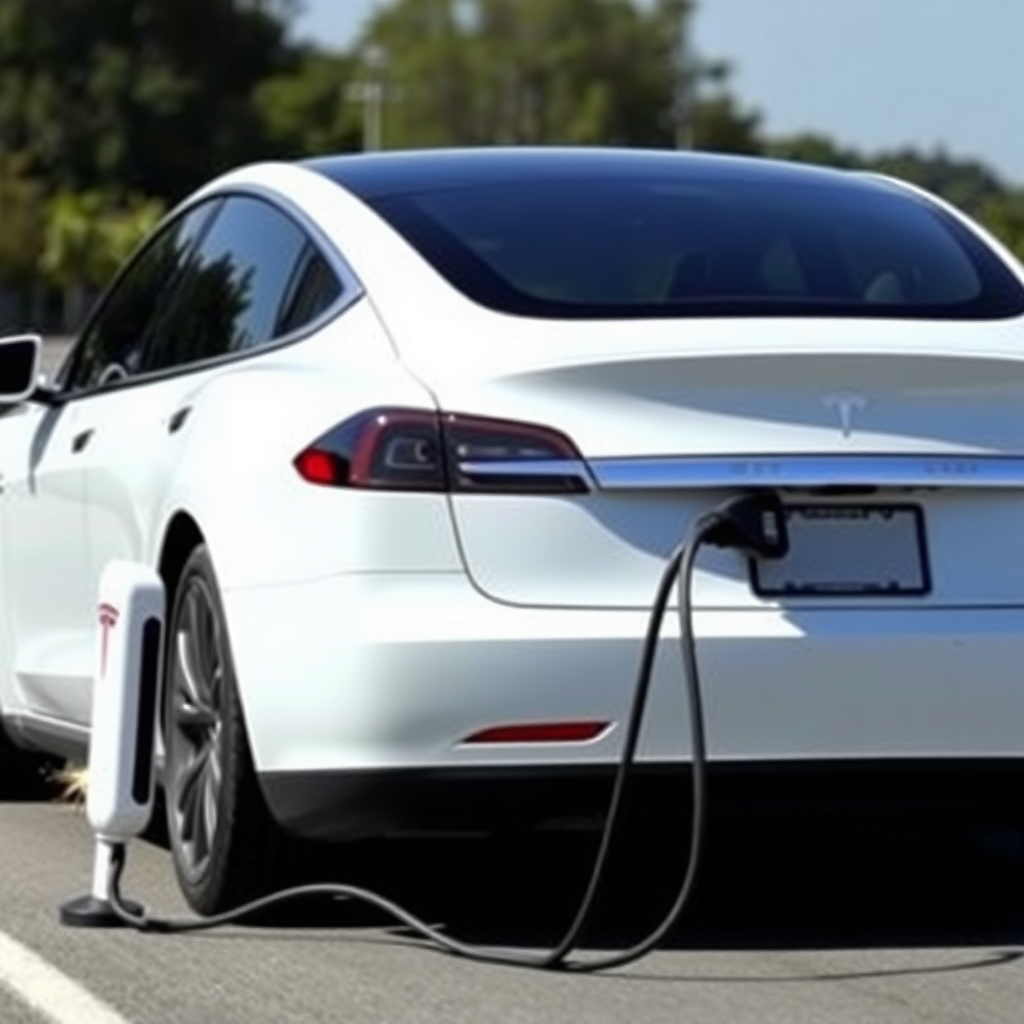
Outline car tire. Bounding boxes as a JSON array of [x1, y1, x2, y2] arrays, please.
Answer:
[[163, 544, 285, 915]]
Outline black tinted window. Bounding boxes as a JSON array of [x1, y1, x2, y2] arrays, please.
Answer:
[[146, 195, 316, 370], [276, 245, 343, 336], [364, 177, 1024, 321], [65, 202, 216, 390]]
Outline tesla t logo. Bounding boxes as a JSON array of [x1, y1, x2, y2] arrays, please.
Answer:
[[822, 392, 868, 438], [98, 602, 120, 678]]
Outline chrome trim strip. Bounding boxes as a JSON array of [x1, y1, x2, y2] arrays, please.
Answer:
[[459, 459, 592, 479], [461, 454, 1024, 490]]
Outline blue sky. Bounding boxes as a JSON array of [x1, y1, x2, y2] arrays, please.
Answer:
[[295, 0, 1024, 184]]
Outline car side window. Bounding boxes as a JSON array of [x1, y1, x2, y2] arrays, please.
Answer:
[[62, 202, 218, 393], [276, 245, 344, 336], [145, 195, 340, 372]]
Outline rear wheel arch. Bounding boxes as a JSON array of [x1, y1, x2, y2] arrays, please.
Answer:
[[162, 542, 287, 911], [154, 511, 205, 757], [157, 512, 206, 609]]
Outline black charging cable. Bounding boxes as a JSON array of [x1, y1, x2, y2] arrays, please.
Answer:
[[106, 492, 787, 972]]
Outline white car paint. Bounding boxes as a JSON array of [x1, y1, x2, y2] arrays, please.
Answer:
[[2, 148, 1024, 833], [0, 400, 94, 721]]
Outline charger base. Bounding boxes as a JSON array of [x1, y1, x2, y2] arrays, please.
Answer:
[[59, 894, 142, 929]]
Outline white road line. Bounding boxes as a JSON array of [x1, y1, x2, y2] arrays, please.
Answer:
[[0, 930, 133, 1024]]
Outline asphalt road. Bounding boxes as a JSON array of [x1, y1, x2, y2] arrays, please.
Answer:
[[2, 339, 1024, 1023], [3, 798, 1024, 1024]]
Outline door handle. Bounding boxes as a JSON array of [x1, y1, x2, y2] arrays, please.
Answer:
[[71, 428, 94, 453], [168, 406, 192, 434]]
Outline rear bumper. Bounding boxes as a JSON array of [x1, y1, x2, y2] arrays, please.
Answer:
[[221, 571, 1024, 836], [260, 759, 1024, 841]]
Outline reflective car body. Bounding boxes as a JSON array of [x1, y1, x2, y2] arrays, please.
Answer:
[[2, 147, 1024, 908]]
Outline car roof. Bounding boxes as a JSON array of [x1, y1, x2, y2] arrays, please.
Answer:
[[302, 146, 876, 201]]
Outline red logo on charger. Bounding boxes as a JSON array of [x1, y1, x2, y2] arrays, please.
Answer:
[[98, 602, 120, 678]]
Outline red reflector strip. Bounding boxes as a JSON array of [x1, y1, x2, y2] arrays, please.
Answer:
[[463, 721, 609, 744]]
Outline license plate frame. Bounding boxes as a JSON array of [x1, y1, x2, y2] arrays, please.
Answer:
[[750, 503, 931, 598]]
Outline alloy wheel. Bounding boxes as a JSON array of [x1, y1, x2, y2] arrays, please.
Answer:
[[166, 575, 226, 883]]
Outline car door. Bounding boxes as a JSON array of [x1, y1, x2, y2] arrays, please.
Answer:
[[0, 391, 94, 722], [78, 193, 342, 713], [0, 202, 217, 726]]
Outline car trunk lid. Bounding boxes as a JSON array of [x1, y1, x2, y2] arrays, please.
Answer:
[[408, 314, 1024, 609]]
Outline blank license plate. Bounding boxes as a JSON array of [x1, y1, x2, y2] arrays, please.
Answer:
[[751, 504, 930, 597]]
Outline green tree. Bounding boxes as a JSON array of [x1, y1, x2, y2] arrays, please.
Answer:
[[351, 0, 758, 150], [691, 93, 761, 155], [0, 153, 48, 323], [255, 47, 362, 157], [766, 132, 864, 170], [95, 197, 167, 279], [0, 0, 297, 202], [40, 191, 106, 329], [41, 190, 165, 330], [979, 192, 1024, 260], [871, 147, 1007, 215]]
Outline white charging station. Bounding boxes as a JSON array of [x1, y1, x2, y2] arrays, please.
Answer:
[[60, 561, 166, 928]]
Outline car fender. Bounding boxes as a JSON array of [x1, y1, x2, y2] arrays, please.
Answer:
[[150, 316, 459, 591]]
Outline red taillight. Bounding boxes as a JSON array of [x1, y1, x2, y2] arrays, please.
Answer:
[[294, 407, 589, 493], [294, 449, 344, 486]]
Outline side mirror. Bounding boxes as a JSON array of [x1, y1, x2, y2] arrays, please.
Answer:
[[0, 334, 43, 403]]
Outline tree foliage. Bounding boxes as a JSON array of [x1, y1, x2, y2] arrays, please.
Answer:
[[0, 0, 294, 200], [255, 47, 362, 157], [0, 0, 1021, 333], [353, 0, 757, 150], [978, 193, 1024, 258], [0, 153, 47, 289], [40, 189, 166, 328]]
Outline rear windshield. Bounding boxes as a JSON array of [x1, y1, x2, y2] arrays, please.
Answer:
[[363, 177, 1024, 320]]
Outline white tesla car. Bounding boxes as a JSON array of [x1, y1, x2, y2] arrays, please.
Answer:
[[2, 147, 1024, 913]]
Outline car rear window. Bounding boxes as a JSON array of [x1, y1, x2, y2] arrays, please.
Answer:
[[362, 176, 1024, 320]]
